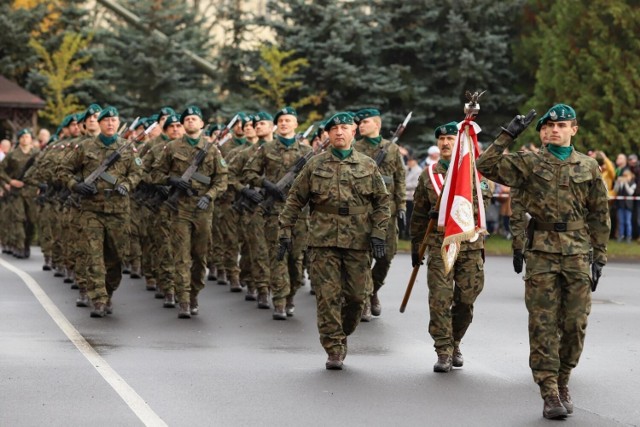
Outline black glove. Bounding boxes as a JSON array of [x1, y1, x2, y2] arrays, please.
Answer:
[[197, 194, 212, 210], [263, 179, 286, 201], [591, 262, 604, 292], [501, 109, 537, 139], [397, 209, 407, 231], [157, 185, 169, 198], [37, 183, 48, 192], [276, 237, 292, 261], [513, 249, 524, 274], [72, 182, 97, 196], [411, 250, 424, 268], [241, 187, 264, 204], [167, 176, 191, 192], [428, 209, 439, 220], [115, 184, 128, 196], [371, 237, 386, 260]]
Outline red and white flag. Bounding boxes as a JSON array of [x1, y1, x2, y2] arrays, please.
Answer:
[[437, 118, 487, 274]]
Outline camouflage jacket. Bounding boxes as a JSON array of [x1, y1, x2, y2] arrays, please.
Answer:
[[0, 146, 40, 197], [243, 139, 312, 214], [228, 141, 264, 193], [278, 149, 390, 250], [151, 134, 228, 215], [217, 139, 253, 203], [476, 133, 610, 264], [410, 161, 492, 253], [509, 187, 527, 252], [57, 135, 143, 214], [353, 138, 406, 214], [220, 137, 249, 159]]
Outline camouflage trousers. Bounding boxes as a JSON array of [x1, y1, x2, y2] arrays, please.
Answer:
[[524, 251, 592, 399], [371, 214, 398, 293], [426, 247, 484, 356], [78, 210, 129, 305], [149, 204, 176, 294], [215, 200, 240, 279], [38, 202, 54, 259], [51, 201, 64, 268], [310, 247, 372, 356], [240, 210, 270, 294], [127, 200, 145, 271], [209, 204, 224, 270], [170, 210, 212, 303], [9, 192, 38, 251]]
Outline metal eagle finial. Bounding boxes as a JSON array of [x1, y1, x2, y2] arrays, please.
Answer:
[[464, 90, 486, 115]]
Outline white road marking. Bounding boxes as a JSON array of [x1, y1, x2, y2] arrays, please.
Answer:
[[0, 258, 167, 427]]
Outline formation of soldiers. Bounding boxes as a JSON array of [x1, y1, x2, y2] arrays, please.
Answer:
[[0, 100, 610, 421]]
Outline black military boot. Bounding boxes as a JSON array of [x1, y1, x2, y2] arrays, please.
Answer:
[[543, 394, 568, 419], [53, 265, 65, 277], [90, 302, 106, 318], [285, 295, 295, 317], [229, 277, 242, 293], [434, 354, 452, 373], [63, 269, 74, 284], [154, 287, 164, 299], [207, 265, 217, 281], [370, 293, 381, 316], [452, 346, 464, 367], [190, 295, 199, 316], [145, 278, 157, 291], [217, 270, 228, 285], [43, 257, 52, 271], [325, 354, 343, 370], [24, 246, 30, 259], [558, 386, 574, 414], [178, 302, 191, 319], [122, 263, 131, 275], [163, 293, 176, 308], [130, 265, 142, 279]]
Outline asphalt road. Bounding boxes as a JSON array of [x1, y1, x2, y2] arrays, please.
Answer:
[[1, 249, 639, 427]]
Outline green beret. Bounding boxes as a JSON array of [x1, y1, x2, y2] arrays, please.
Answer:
[[434, 122, 458, 139], [158, 106, 176, 118], [98, 106, 119, 122], [17, 128, 31, 138], [252, 111, 274, 125], [535, 112, 549, 132], [241, 114, 254, 127], [54, 126, 63, 137], [205, 123, 225, 136], [76, 111, 87, 123], [135, 117, 148, 129], [85, 103, 102, 117], [60, 114, 77, 128], [545, 103, 576, 122], [162, 114, 180, 131], [180, 105, 203, 123], [355, 108, 381, 122], [324, 112, 354, 131], [273, 106, 297, 123], [148, 114, 159, 123]]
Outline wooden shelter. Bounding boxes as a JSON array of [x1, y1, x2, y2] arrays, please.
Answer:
[[0, 75, 45, 140]]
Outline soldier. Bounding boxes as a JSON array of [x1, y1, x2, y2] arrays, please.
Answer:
[[58, 106, 143, 317], [243, 106, 312, 320], [151, 106, 228, 318], [278, 112, 390, 369], [410, 122, 492, 373], [476, 104, 610, 420], [353, 109, 406, 320], [0, 129, 39, 258]]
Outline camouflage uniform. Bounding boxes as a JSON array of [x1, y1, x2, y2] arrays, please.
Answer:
[[151, 134, 228, 307], [410, 160, 492, 358], [353, 137, 406, 301], [476, 132, 610, 398], [510, 187, 528, 253], [279, 148, 390, 357], [243, 138, 312, 311], [58, 135, 143, 308]]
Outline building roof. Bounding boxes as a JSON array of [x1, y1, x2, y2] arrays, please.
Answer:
[[0, 75, 45, 109]]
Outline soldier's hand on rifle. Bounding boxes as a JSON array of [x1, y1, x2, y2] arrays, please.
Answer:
[[513, 249, 524, 274], [157, 185, 169, 198], [371, 237, 386, 260], [241, 187, 264, 204], [591, 262, 604, 292], [72, 182, 98, 196], [115, 184, 128, 197], [411, 249, 424, 267], [276, 237, 292, 261], [37, 183, 48, 193], [501, 109, 537, 139], [397, 209, 407, 231], [167, 176, 191, 192], [196, 194, 212, 210], [263, 179, 286, 202]]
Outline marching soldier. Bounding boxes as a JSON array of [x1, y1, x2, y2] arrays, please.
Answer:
[[58, 106, 144, 318], [410, 122, 492, 373], [278, 112, 389, 369], [476, 104, 610, 420], [151, 106, 228, 318], [353, 109, 406, 320]]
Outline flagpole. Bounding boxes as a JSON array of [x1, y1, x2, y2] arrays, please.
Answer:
[[399, 91, 485, 313]]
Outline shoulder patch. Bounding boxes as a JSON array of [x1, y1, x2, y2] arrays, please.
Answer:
[[480, 181, 489, 191], [135, 157, 143, 166], [220, 157, 227, 167]]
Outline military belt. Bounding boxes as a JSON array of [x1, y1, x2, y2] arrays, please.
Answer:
[[312, 204, 370, 216], [533, 220, 584, 232]]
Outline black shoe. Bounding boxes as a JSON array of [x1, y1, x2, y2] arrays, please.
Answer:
[[245, 288, 258, 301], [217, 270, 228, 285], [325, 354, 343, 370], [155, 288, 165, 299], [452, 347, 464, 367], [190, 296, 199, 316], [70, 282, 79, 290], [543, 395, 568, 420], [90, 302, 106, 318], [230, 278, 242, 293], [434, 354, 452, 373], [207, 266, 217, 281], [558, 386, 574, 414], [122, 263, 131, 274], [53, 267, 64, 277], [130, 266, 142, 279], [43, 257, 52, 271]]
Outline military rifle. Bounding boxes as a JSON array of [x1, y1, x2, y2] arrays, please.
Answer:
[[120, 117, 140, 140], [165, 116, 238, 210], [373, 112, 412, 166]]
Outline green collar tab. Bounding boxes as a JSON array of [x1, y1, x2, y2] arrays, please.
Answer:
[[331, 147, 353, 160], [364, 136, 382, 145], [277, 135, 296, 147], [438, 159, 450, 171], [99, 134, 118, 146], [186, 136, 200, 147], [547, 144, 573, 161], [234, 136, 247, 146]]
